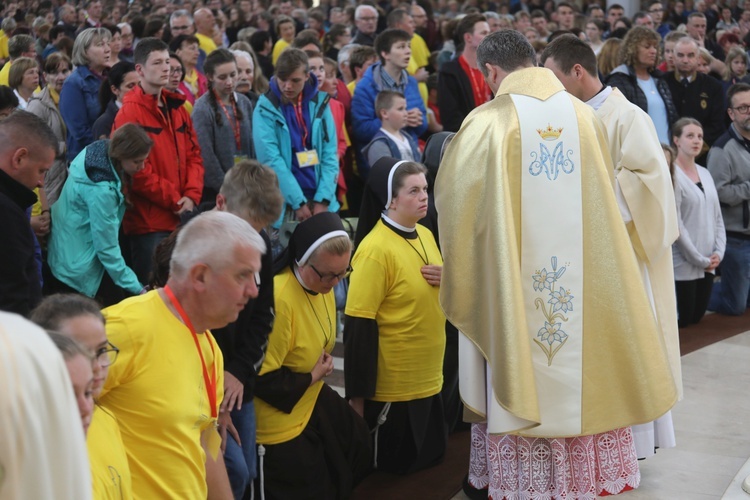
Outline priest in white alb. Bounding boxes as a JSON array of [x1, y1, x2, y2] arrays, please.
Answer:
[[435, 30, 678, 499], [541, 34, 682, 460]]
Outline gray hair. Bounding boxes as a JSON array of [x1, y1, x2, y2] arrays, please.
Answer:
[[237, 27, 257, 43], [338, 43, 360, 67], [170, 211, 267, 279], [170, 9, 193, 26], [1, 17, 16, 32], [231, 49, 253, 65], [72, 27, 112, 67], [477, 29, 536, 76], [32, 17, 47, 30], [117, 22, 131, 31], [292, 8, 308, 23], [483, 11, 501, 20], [355, 5, 378, 20]]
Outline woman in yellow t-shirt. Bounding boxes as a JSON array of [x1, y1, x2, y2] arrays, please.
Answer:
[[31, 294, 133, 500], [345, 157, 448, 474], [254, 212, 371, 499]]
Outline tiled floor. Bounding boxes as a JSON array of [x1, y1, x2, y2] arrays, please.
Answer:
[[452, 331, 750, 500]]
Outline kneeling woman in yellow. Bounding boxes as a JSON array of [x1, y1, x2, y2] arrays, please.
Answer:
[[254, 212, 372, 500], [345, 158, 448, 474], [31, 294, 131, 500]]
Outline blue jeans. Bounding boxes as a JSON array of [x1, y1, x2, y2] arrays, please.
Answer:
[[129, 231, 171, 285], [224, 402, 257, 499], [708, 236, 750, 315]]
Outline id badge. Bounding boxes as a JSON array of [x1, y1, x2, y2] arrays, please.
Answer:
[[296, 149, 319, 168]]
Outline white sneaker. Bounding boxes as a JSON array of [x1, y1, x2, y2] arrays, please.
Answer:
[[742, 474, 750, 494]]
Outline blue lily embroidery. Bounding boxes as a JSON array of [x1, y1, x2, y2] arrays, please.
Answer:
[[531, 257, 573, 365]]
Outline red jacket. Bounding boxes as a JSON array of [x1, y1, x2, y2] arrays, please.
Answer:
[[113, 85, 204, 235]]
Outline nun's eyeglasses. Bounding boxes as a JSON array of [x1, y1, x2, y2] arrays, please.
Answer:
[[310, 264, 353, 284]]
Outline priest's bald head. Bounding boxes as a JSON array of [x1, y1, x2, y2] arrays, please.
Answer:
[[477, 30, 536, 94]]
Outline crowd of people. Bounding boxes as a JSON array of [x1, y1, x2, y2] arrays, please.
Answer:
[[2, 0, 750, 497]]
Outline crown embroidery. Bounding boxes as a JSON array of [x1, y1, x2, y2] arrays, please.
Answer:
[[537, 124, 563, 141]]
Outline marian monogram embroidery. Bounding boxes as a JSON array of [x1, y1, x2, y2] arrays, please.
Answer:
[[531, 256, 574, 365], [529, 125, 575, 181]]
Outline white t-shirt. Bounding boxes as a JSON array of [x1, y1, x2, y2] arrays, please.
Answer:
[[380, 128, 415, 162]]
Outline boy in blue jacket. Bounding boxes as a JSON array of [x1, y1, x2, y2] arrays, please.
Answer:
[[351, 29, 427, 179], [363, 90, 421, 170]]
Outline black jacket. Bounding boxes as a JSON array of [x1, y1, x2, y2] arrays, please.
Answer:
[[665, 71, 727, 146], [437, 57, 476, 133], [0, 169, 42, 316], [210, 230, 274, 401], [92, 100, 119, 140], [605, 65, 679, 129]]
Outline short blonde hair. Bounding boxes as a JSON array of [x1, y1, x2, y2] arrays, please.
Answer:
[[309, 235, 352, 263], [219, 160, 284, 227], [8, 57, 38, 89]]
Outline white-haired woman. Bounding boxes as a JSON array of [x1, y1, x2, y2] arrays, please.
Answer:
[[60, 27, 112, 161]]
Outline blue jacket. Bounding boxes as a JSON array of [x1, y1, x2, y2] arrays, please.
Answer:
[[253, 80, 339, 226], [48, 140, 142, 297], [351, 62, 427, 147], [60, 65, 103, 161]]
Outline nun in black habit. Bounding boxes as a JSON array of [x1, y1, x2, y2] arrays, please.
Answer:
[[344, 157, 449, 476], [254, 212, 372, 500]]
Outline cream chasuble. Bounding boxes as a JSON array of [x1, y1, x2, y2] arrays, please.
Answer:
[[436, 67, 678, 438], [0, 312, 92, 500], [591, 88, 682, 399]]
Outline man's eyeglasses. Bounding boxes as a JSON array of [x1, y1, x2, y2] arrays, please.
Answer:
[[649, 7, 663, 12], [170, 66, 184, 75], [171, 24, 191, 32], [95, 341, 120, 367], [357, 16, 377, 21], [733, 105, 750, 114], [310, 264, 352, 284]]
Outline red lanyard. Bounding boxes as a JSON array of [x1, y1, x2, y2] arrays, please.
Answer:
[[461, 55, 490, 106], [294, 94, 309, 147], [215, 91, 242, 150], [163, 285, 218, 419]]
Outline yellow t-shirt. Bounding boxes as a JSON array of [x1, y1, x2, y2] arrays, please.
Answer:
[[0, 31, 9, 60], [272, 38, 290, 65], [254, 267, 336, 445], [407, 34, 430, 107], [347, 80, 357, 96], [346, 221, 445, 402], [195, 32, 217, 56], [87, 405, 133, 500], [100, 291, 224, 500], [0, 60, 10, 86]]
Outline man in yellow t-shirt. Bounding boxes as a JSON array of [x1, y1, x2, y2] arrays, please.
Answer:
[[193, 8, 218, 54], [99, 212, 265, 500], [0, 34, 37, 86]]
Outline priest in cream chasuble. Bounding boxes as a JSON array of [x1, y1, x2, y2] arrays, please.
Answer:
[[435, 30, 677, 499]]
